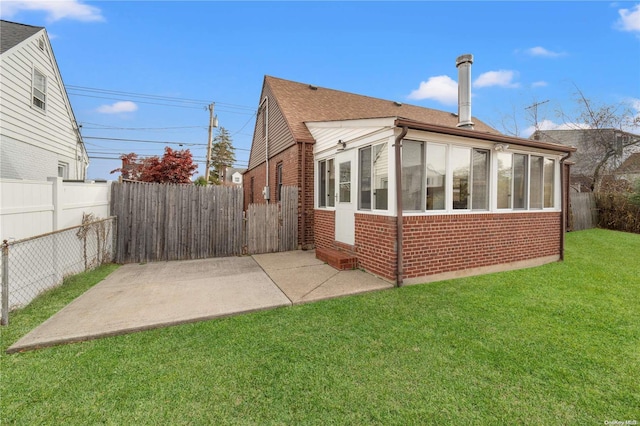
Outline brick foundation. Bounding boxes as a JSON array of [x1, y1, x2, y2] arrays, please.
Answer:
[[400, 212, 561, 278], [315, 210, 562, 282]]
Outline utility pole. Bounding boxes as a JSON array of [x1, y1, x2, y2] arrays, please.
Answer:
[[205, 103, 215, 183]]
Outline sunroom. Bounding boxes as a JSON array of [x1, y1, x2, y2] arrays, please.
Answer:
[[310, 117, 574, 285]]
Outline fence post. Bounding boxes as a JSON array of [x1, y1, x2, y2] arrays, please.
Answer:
[[47, 176, 63, 232], [1, 240, 9, 326]]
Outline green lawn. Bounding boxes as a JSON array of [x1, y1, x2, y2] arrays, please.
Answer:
[[1, 229, 639, 425]]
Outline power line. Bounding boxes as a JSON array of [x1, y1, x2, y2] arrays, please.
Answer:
[[67, 85, 257, 111], [83, 136, 252, 151], [81, 122, 205, 131], [68, 93, 207, 110], [84, 136, 206, 146], [69, 91, 256, 115]]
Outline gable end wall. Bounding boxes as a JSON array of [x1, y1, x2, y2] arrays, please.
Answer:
[[247, 82, 296, 171]]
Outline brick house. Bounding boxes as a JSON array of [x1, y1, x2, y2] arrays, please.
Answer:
[[244, 56, 575, 285]]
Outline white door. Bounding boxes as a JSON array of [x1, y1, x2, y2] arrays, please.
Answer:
[[335, 150, 356, 245]]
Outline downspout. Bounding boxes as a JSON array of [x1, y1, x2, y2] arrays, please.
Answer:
[[259, 96, 270, 203], [301, 140, 306, 249], [559, 151, 573, 261], [394, 126, 408, 287]]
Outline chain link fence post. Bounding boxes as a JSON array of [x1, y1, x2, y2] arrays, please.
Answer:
[[2, 240, 9, 326]]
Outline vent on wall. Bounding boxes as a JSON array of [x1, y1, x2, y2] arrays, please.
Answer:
[[38, 38, 45, 51]]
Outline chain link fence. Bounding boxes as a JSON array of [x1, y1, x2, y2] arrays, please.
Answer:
[[1, 216, 117, 325]]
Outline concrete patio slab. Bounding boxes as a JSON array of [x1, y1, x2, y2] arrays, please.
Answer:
[[8, 256, 290, 353], [253, 250, 393, 304], [8, 250, 394, 353]]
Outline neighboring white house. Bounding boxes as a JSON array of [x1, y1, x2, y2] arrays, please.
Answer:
[[0, 20, 88, 181], [231, 170, 243, 185], [224, 167, 245, 186]]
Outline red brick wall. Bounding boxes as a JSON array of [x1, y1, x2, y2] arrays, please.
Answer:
[[244, 143, 316, 248], [243, 164, 266, 210], [314, 209, 335, 251], [300, 143, 315, 248], [355, 214, 398, 281], [317, 211, 560, 281], [400, 212, 561, 278]]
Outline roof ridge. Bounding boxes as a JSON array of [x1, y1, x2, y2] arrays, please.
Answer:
[[0, 19, 44, 30], [264, 75, 456, 117]]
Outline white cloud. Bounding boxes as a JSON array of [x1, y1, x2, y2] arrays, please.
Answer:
[[525, 46, 565, 58], [407, 75, 458, 105], [616, 3, 640, 32], [627, 97, 640, 129], [96, 101, 138, 114], [532, 81, 548, 88], [0, 1, 104, 22], [473, 70, 520, 88]]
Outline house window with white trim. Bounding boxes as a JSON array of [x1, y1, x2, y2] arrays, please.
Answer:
[[58, 162, 69, 179], [544, 158, 555, 208], [32, 68, 47, 111], [451, 146, 489, 210], [318, 158, 335, 207], [426, 144, 447, 211], [498, 153, 528, 209], [359, 142, 388, 210]]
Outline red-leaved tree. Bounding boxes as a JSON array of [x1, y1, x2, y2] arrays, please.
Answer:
[[111, 147, 198, 184]]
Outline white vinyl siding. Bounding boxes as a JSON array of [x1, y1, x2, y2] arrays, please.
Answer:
[[0, 28, 85, 180]]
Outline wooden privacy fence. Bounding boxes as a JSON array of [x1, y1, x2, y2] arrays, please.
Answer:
[[111, 182, 298, 263], [570, 192, 598, 231], [246, 186, 298, 254]]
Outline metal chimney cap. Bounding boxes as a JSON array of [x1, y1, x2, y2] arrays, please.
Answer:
[[456, 54, 474, 67]]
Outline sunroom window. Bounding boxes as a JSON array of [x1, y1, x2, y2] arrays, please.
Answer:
[[544, 158, 555, 208], [402, 141, 424, 211], [451, 147, 489, 210], [318, 159, 335, 207], [426, 144, 446, 210], [498, 153, 528, 209], [359, 143, 388, 210]]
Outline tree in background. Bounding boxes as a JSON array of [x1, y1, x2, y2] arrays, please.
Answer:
[[209, 127, 236, 185], [566, 88, 640, 191], [111, 147, 198, 184], [193, 176, 208, 186]]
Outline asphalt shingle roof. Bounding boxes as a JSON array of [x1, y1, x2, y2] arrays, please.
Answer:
[[616, 152, 640, 173], [265, 76, 500, 143], [0, 20, 43, 55]]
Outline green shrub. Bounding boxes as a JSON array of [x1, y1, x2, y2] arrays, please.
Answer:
[[596, 191, 640, 233]]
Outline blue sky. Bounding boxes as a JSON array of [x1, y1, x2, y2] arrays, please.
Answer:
[[2, 1, 639, 180]]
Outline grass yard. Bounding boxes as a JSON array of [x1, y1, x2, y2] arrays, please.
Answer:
[[1, 229, 639, 424]]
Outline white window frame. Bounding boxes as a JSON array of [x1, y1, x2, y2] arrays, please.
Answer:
[[398, 139, 560, 215], [358, 142, 389, 211], [32, 67, 47, 111], [497, 152, 529, 210], [58, 162, 69, 179], [317, 158, 335, 208]]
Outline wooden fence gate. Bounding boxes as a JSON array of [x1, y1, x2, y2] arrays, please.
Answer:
[[246, 186, 298, 254], [570, 192, 598, 231], [111, 182, 298, 263]]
